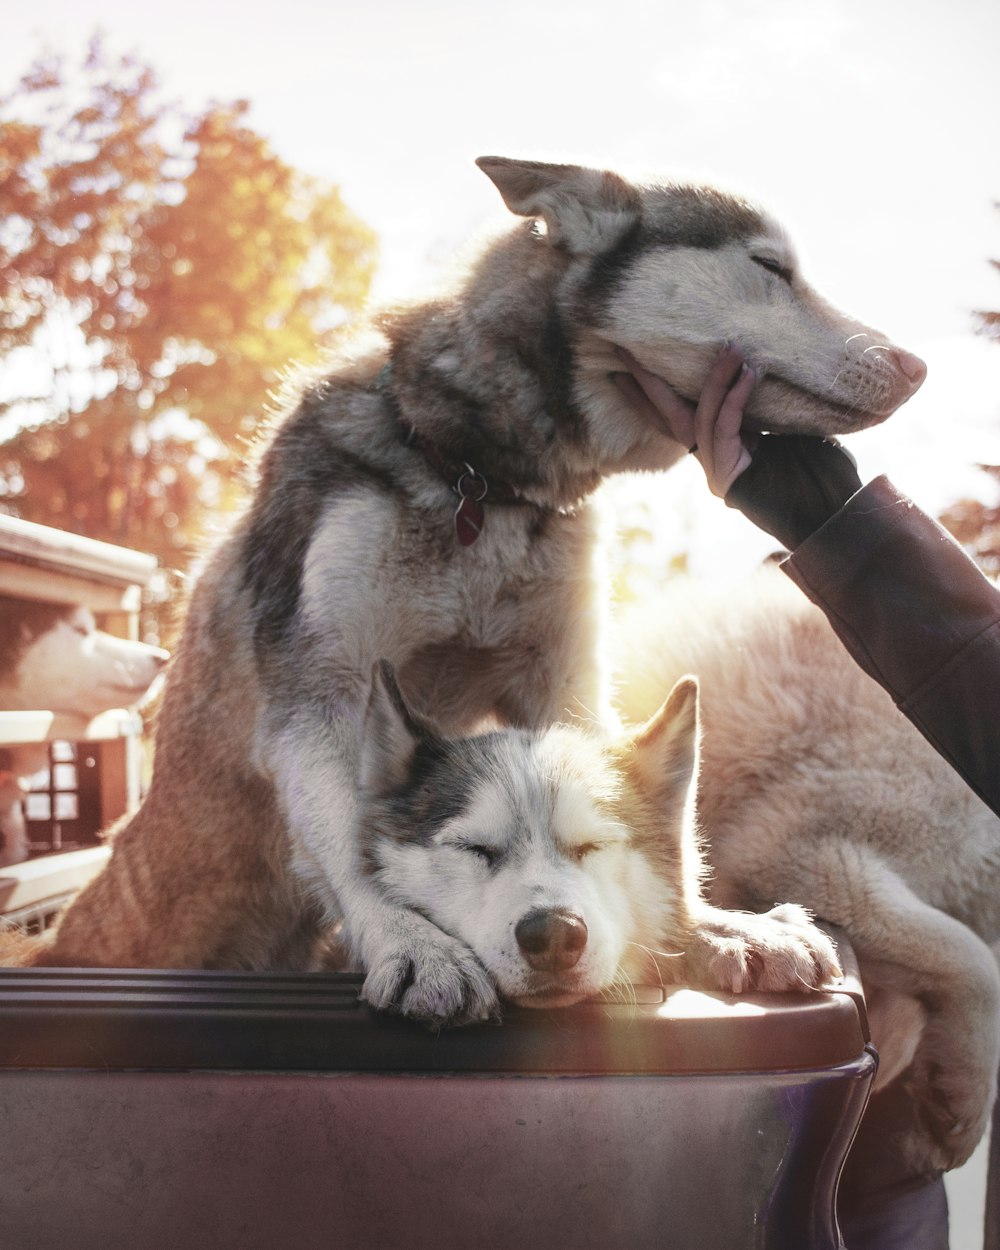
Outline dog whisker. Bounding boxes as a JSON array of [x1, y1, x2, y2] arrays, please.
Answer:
[[625, 940, 685, 994], [602, 967, 639, 1014], [626, 940, 684, 961]]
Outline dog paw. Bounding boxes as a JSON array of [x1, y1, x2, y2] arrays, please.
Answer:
[[685, 903, 842, 994], [901, 1059, 996, 1173], [362, 931, 500, 1028]]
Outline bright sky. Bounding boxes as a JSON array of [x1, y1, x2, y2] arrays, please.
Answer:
[[4, 0, 1000, 575]]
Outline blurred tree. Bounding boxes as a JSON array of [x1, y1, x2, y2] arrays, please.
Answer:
[[939, 207, 1000, 575], [975, 219, 1000, 345], [0, 38, 377, 566], [939, 472, 1000, 577]]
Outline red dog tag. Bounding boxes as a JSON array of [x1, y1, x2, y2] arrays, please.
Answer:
[[455, 492, 485, 546], [453, 467, 488, 546]]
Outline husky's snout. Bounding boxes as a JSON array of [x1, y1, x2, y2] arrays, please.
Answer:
[[891, 348, 927, 387], [96, 638, 170, 704], [877, 346, 927, 408], [515, 907, 588, 972], [117, 645, 170, 690]]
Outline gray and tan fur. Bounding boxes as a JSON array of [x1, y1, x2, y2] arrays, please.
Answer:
[[360, 661, 838, 1019], [25, 158, 922, 1023], [614, 569, 1000, 1173]]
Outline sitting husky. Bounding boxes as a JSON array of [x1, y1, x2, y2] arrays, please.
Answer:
[[0, 596, 168, 866], [356, 661, 839, 1020], [614, 569, 1000, 1174], [30, 158, 922, 1017]]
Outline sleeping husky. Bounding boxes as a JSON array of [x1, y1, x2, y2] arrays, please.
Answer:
[[614, 569, 1000, 1174], [357, 661, 838, 1020], [29, 157, 922, 1019]]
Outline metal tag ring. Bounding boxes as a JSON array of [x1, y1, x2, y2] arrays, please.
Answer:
[[456, 464, 488, 502]]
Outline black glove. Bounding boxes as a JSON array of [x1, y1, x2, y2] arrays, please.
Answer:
[[724, 434, 863, 550]]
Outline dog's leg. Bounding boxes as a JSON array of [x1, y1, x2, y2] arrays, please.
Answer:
[[268, 713, 499, 1028], [347, 893, 501, 1027], [744, 838, 1000, 1172], [669, 900, 842, 994]]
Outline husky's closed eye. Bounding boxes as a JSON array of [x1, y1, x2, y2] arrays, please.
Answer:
[[565, 840, 605, 862], [455, 842, 501, 867], [750, 254, 794, 283]]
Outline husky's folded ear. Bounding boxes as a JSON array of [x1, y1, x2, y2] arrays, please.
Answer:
[[624, 676, 700, 809], [360, 660, 442, 796], [476, 156, 639, 255]]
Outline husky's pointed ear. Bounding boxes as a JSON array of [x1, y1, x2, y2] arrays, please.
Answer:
[[624, 676, 700, 807], [476, 156, 639, 255], [360, 660, 440, 796]]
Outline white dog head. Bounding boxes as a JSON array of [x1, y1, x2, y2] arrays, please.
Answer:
[[359, 661, 702, 1007], [0, 599, 169, 719]]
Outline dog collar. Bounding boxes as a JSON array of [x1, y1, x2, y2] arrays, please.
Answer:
[[401, 425, 529, 546], [376, 362, 532, 547]]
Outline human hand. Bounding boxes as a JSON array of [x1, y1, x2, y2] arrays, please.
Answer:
[[612, 345, 758, 496], [612, 345, 863, 549]]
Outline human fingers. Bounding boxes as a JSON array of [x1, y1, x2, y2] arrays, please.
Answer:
[[613, 349, 697, 449], [690, 346, 746, 473], [700, 363, 757, 495], [610, 371, 682, 439]]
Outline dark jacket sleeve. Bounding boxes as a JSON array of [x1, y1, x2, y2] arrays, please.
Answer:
[[781, 476, 1000, 818]]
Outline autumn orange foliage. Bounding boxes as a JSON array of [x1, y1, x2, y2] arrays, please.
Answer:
[[0, 38, 377, 566]]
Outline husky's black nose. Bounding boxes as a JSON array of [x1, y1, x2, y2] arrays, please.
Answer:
[[515, 908, 588, 972]]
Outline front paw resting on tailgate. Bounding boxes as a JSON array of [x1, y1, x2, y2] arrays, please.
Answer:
[[682, 902, 842, 993], [361, 921, 500, 1028]]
